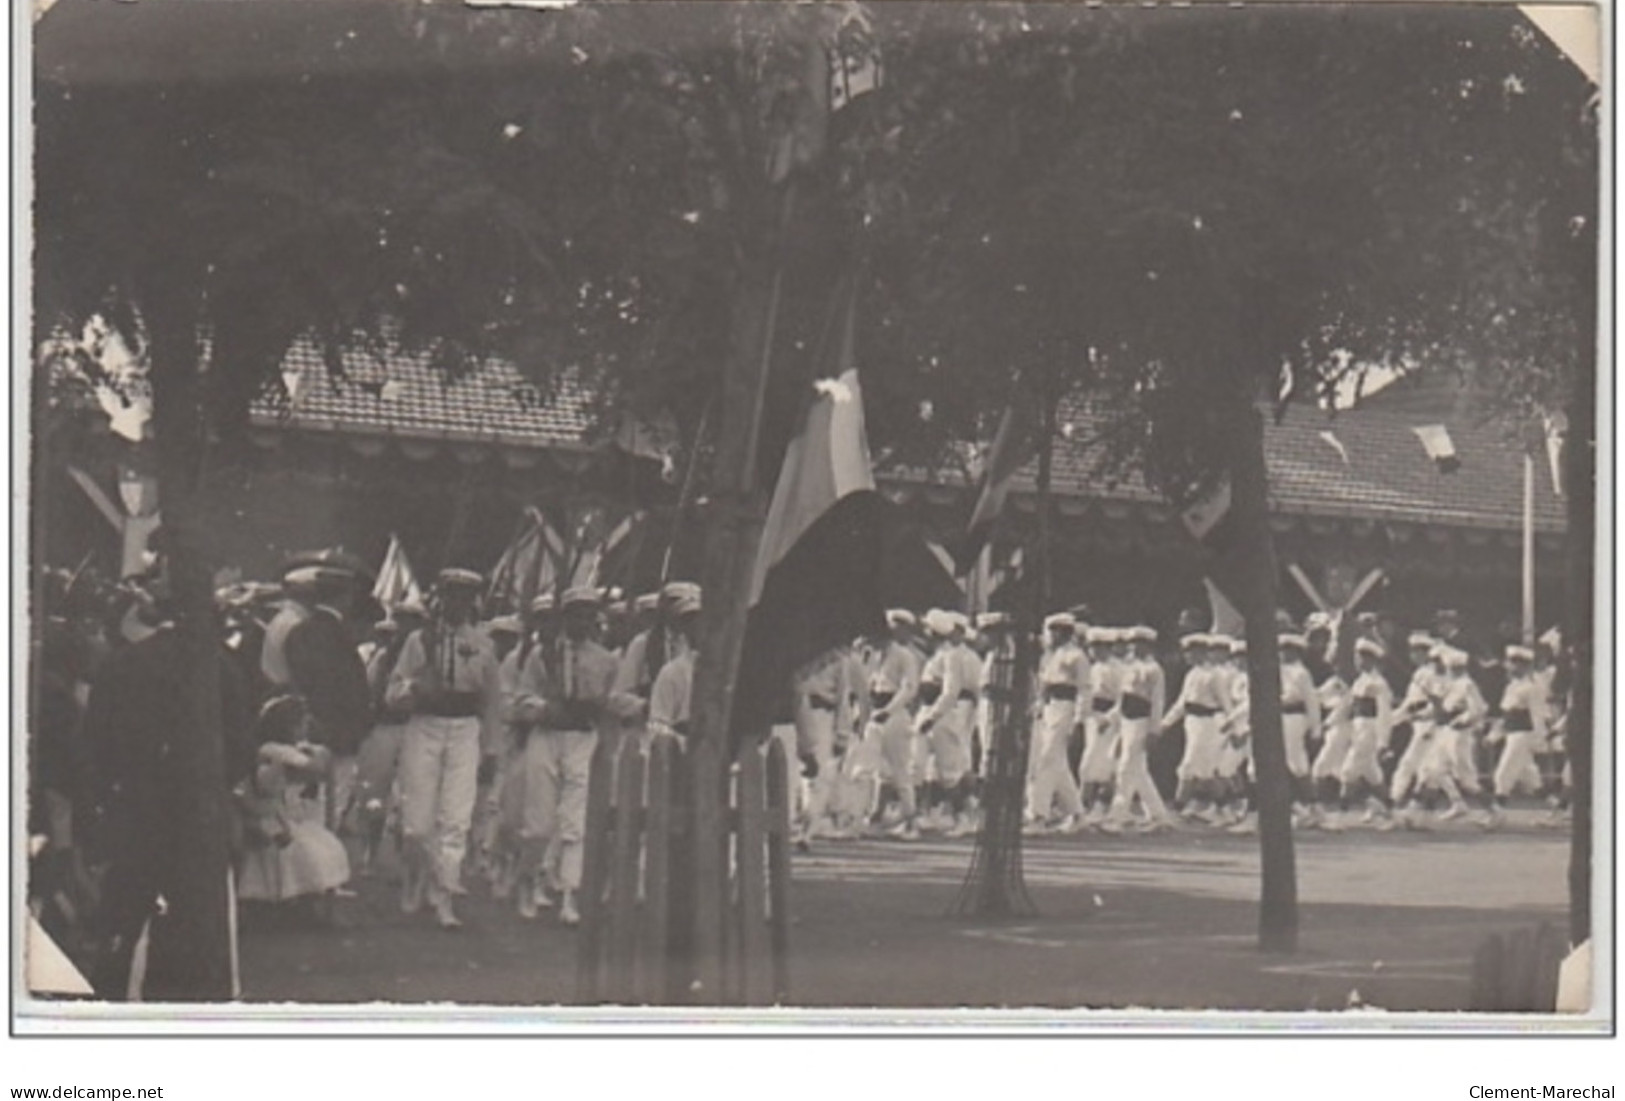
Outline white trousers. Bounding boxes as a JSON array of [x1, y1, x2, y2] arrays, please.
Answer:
[[1078, 711, 1119, 785], [399, 715, 481, 896], [1177, 716, 1221, 781], [1390, 724, 1435, 802], [796, 705, 840, 829], [1425, 726, 1480, 794], [1109, 718, 1170, 822], [1312, 720, 1352, 782], [1282, 713, 1312, 777], [1494, 731, 1543, 797], [1028, 700, 1083, 819], [1339, 719, 1385, 789], [519, 728, 598, 894], [928, 705, 975, 787]]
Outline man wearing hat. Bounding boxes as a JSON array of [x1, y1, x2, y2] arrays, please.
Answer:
[[1103, 627, 1172, 832], [1028, 613, 1087, 832], [1162, 634, 1226, 822], [1077, 625, 1123, 827], [648, 586, 702, 742], [281, 558, 373, 837], [469, 615, 525, 885], [386, 568, 502, 928], [914, 609, 980, 835], [1389, 635, 1447, 820], [1277, 633, 1324, 826], [1309, 661, 1355, 828], [1485, 645, 1550, 827], [485, 593, 558, 899], [1426, 646, 1489, 822], [512, 586, 618, 924], [1214, 637, 1254, 830], [792, 638, 867, 843], [351, 603, 423, 876], [1339, 637, 1397, 828]]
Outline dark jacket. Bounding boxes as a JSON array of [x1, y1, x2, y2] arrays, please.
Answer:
[[284, 607, 372, 756]]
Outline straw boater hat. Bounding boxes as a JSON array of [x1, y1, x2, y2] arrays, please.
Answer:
[[923, 609, 957, 638], [886, 608, 917, 629], [1408, 631, 1436, 650], [1355, 637, 1385, 660], [1127, 625, 1156, 643], [1180, 632, 1207, 650], [977, 611, 1013, 631], [1044, 612, 1076, 634], [1278, 633, 1309, 652], [1229, 637, 1247, 656], [633, 592, 660, 614], [528, 592, 556, 616], [1440, 646, 1470, 670], [437, 567, 484, 590], [561, 585, 602, 611], [1504, 644, 1535, 664], [486, 615, 523, 638], [661, 580, 701, 605]]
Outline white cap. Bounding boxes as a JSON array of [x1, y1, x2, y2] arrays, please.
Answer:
[[886, 608, 917, 629], [1044, 612, 1077, 633], [1278, 633, 1309, 652], [1180, 632, 1208, 649], [1229, 637, 1248, 656], [669, 589, 702, 616], [1127, 626, 1157, 643], [923, 609, 957, 637], [1505, 644, 1535, 663], [1084, 626, 1112, 646], [1355, 637, 1385, 659], [1440, 646, 1470, 670], [486, 615, 523, 637], [1408, 632, 1437, 650]]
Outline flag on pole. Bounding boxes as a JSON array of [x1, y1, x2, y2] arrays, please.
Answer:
[[957, 393, 1041, 572], [373, 534, 425, 610]]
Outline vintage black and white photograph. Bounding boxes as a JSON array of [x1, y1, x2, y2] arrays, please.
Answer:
[[16, 0, 1608, 1030]]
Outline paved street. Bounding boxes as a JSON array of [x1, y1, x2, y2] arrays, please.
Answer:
[[238, 810, 1572, 1012]]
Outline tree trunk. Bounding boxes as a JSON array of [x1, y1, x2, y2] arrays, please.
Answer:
[[143, 282, 234, 1000], [1563, 378, 1594, 949], [1228, 402, 1298, 953], [684, 183, 792, 1003]]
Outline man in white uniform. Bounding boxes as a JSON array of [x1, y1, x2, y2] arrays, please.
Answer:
[[1485, 644, 1548, 828], [1215, 637, 1252, 828], [1278, 634, 1324, 826], [915, 610, 980, 835], [1429, 646, 1489, 823], [1078, 627, 1124, 825], [1339, 637, 1396, 828], [1027, 613, 1088, 832], [1163, 634, 1226, 822], [1103, 626, 1172, 832], [387, 569, 503, 929], [1390, 633, 1445, 824], [511, 587, 617, 925]]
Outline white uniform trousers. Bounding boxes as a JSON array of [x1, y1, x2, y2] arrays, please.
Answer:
[[928, 703, 976, 787], [1078, 710, 1119, 785], [795, 704, 840, 831], [1028, 699, 1084, 819], [1282, 713, 1313, 777], [398, 715, 482, 897], [1493, 732, 1543, 797], [1338, 719, 1385, 789], [1389, 723, 1435, 802], [1176, 716, 1221, 782], [1311, 721, 1352, 782], [875, 712, 919, 817], [1108, 718, 1170, 822], [1425, 726, 1480, 794], [519, 728, 598, 893]]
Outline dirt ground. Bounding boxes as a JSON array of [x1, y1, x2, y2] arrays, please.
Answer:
[[237, 807, 1572, 1014]]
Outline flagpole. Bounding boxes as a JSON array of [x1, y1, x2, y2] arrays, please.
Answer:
[[1522, 449, 1536, 644]]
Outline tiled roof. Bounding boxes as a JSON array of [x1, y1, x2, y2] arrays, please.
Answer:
[[251, 340, 1564, 533], [1017, 401, 1565, 532], [248, 338, 597, 450]]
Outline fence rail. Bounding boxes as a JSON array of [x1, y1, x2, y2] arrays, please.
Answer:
[[577, 733, 792, 1005]]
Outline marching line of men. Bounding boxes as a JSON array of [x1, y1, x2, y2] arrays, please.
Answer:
[[785, 606, 1574, 844]]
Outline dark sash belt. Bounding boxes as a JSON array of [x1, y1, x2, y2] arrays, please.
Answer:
[[1091, 697, 1115, 713], [420, 691, 480, 718], [957, 690, 977, 703], [1186, 702, 1219, 718], [807, 696, 838, 712], [1043, 685, 1079, 702], [1503, 708, 1533, 733], [1353, 697, 1380, 719], [918, 683, 943, 706], [1281, 701, 1308, 716], [1120, 694, 1152, 720]]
